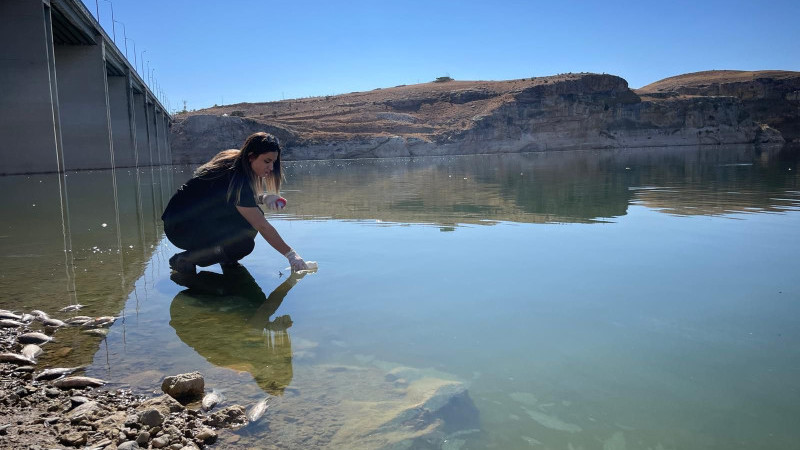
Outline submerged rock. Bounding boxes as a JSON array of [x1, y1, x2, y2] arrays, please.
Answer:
[[204, 405, 247, 429]]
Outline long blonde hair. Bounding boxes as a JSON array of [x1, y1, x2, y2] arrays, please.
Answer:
[[195, 132, 283, 205]]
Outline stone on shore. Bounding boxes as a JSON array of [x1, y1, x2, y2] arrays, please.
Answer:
[[161, 371, 204, 402]]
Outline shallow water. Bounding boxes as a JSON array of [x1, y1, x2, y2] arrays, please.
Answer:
[[1, 145, 799, 449]]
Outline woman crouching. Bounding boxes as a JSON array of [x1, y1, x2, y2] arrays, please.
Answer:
[[162, 132, 308, 274]]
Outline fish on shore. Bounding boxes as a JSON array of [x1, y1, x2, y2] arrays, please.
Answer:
[[0, 352, 37, 365], [0, 310, 23, 321], [65, 316, 93, 326], [42, 317, 66, 328], [18, 332, 53, 345], [59, 304, 84, 312], [82, 316, 117, 328], [21, 344, 42, 361], [34, 366, 85, 381], [0, 319, 24, 328], [20, 313, 35, 323], [202, 389, 225, 411], [245, 396, 271, 423], [31, 310, 50, 320], [83, 328, 109, 337], [52, 376, 106, 389]]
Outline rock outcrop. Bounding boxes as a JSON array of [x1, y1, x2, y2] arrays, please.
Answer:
[[170, 71, 798, 163], [637, 70, 800, 143]]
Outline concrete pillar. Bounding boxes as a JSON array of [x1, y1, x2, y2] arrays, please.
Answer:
[[165, 116, 173, 164], [165, 118, 173, 165], [133, 92, 151, 166], [0, 1, 60, 174], [54, 40, 113, 171], [146, 99, 158, 166], [108, 75, 136, 167], [155, 109, 167, 164]]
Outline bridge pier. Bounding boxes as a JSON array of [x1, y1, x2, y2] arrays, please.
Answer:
[[133, 92, 151, 166], [55, 41, 113, 171], [108, 74, 136, 167], [0, 0, 171, 175]]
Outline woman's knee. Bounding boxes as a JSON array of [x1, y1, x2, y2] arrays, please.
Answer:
[[224, 237, 256, 261]]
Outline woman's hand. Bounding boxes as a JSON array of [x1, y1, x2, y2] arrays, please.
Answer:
[[260, 194, 286, 211], [284, 249, 308, 272]]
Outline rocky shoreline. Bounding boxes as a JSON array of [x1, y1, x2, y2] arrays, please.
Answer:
[[0, 309, 264, 450], [2, 304, 482, 450]]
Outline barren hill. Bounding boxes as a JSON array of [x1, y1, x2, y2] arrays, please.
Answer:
[[170, 71, 798, 163]]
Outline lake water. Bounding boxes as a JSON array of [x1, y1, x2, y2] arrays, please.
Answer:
[[1, 145, 799, 449]]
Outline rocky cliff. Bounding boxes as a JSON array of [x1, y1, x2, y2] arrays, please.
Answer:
[[170, 71, 798, 163], [636, 70, 800, 143]]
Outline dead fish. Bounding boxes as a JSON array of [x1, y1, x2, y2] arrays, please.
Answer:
[[0, 352, 37, 365], [59, 304, 84, 312], [245, 397, 270, 422], [31, 310, 50, 320], [0, 319, 24, 328], [42, 318, 66, 328], [65, 316, 93, 326], [20, 313, 35, 323], [52, 376, 106, 389], [83, 328, 109, 337], [21, 344, 42, 360], [82, 316, 117, 328], [202, 389, 225, 411], [18, 332, 53, 345], [0, 310, 23, 321], [34, 366, 85, 381]]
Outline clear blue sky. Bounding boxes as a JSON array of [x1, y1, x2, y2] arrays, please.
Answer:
[[84, 0, 800, 113]]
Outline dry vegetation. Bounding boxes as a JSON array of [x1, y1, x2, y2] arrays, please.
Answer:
[[177, 74, 596, 142], [636, 70, 799, 93]]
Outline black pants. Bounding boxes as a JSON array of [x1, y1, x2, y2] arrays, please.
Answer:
[[164, 217, 257, 266]]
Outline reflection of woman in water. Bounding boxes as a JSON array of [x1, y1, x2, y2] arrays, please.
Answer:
[[162, 132, 309, 274], [169, 266, 301, 395]]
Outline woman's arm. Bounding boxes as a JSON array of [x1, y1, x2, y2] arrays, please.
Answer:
[[236, 206, 308, 271], [236, 206, 292, 254]]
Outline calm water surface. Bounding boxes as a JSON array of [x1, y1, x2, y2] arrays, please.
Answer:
[[1, 145, 799, 449]]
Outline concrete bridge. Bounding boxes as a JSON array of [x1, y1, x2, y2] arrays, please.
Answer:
[[1, 0, 171, 175]]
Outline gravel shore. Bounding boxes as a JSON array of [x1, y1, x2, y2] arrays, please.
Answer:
[[0, 312, 253, 450]]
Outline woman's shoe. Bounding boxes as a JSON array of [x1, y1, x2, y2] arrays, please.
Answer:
[[169, 252, 196, 274]]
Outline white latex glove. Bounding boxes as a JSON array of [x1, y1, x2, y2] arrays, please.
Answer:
[[260, 194, 286, 211], [284, 249, 308, 272]]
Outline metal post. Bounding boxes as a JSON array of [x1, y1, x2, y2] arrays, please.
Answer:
[[115, 20, 127, 57], [104, 0, 116, 42], [128, 38, 137, 71]]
